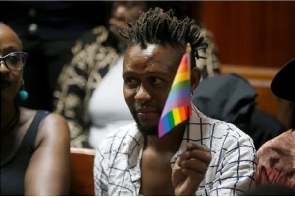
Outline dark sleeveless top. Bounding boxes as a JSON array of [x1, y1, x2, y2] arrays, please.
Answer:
[[0, 110, 50, 196]]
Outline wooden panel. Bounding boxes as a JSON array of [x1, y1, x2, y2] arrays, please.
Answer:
[[70, 148, 96, 196], [221, 64, 280, 116], [201, 1, 295, 69]]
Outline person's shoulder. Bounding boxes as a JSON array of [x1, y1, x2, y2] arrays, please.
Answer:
[[72, 25, 111, 53], [193, 107, 250, 140], [205, 116, 254, 146], [37, 111, 70, 138], [41, 111, 68, 126], [20, 108, 70, 147], [78, 25, 109, 42], [257, 129, 292, 155]]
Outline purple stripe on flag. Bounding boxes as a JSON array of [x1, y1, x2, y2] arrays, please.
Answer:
[[158, 121, 165, 137], [166, 88, 190, 103]]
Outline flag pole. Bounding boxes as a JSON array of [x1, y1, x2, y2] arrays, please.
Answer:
[[186, 43, 191, 143]]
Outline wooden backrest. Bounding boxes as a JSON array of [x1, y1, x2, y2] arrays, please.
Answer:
[[70, 147, 96, 196], [221, 64, 280, 116]]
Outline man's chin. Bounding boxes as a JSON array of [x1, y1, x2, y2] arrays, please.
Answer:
[[130, 111, 159, 136], [136, 123, 158, 136]]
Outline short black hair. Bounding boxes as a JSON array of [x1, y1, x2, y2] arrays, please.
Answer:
[[120, 7, 206, 60]]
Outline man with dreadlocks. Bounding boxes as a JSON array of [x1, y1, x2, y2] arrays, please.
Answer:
[[93, 8, 256, 196]]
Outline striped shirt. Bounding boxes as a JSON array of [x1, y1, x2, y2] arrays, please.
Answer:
[[94, 104, 257, 195]]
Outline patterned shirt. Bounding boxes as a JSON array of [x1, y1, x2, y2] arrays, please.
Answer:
[[94, 104, 256, 196]]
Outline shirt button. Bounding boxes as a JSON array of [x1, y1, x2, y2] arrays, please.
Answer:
[[28, 23, 38, 34]]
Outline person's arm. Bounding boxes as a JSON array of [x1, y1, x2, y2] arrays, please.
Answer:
[[210, 135, 257, 196], [24, 113, 71, 195]]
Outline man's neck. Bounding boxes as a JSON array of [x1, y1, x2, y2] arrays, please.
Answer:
[[144, 122, 187, 153]]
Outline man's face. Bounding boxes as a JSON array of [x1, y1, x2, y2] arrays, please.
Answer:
[[123, 44, 184, 136]]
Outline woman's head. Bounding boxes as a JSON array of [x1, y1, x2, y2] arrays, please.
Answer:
[[107, 1, 197, 51], [108, 1, 148, 50], [0, 22, 28, 103]]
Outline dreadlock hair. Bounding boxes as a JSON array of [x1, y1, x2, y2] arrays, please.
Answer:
[[120, 7, 207, 62]]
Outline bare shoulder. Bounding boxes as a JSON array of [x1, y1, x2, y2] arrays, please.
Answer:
[[42, 112, 69, 126], [40, 112, 70, 135], [35, 112, 70, 147]]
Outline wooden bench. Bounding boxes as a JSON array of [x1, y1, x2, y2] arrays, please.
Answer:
[[70, 147, 96, 196]]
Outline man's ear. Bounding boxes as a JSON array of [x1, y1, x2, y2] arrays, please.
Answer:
[[190, 66, 201, 92]]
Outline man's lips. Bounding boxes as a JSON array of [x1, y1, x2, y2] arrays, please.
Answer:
[[136, 108, 160, 119]]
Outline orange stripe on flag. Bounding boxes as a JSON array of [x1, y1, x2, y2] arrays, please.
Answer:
[[179, 106, 186, 122]]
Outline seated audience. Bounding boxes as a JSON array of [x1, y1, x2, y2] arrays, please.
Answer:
[[0, 22, 70, 195], [53, 1, 221, 148], [192, 73, 286, 149], [93, 8, 256, 195], [256, 58, 295, 187]]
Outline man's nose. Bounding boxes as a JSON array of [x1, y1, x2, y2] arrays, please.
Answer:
[[134, 85, 151, 102]]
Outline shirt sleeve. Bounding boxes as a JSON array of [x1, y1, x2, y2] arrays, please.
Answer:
[[210, 135, 257, 195]]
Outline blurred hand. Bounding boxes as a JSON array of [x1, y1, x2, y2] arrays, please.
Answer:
[[172, 142, 211, 196]]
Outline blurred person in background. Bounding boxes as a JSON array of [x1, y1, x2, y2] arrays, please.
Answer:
[[277, 98, 295, 129], [256, 58, 295, 187], [1, 1, 106, 111], [53, 1, 221, 148]]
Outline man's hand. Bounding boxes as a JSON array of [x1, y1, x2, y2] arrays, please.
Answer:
[[172, 142, 211, 196]]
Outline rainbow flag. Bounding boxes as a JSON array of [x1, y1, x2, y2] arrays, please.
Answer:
[[158, 49, 192, 138]]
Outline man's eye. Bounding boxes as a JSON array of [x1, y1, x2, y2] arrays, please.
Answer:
[[125, 78, 137, 86], [150, 77, 162, 85]]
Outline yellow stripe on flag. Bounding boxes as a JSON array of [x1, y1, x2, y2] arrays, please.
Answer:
[[172, 108, 181, 125], [172, 71, 190, 86]]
